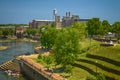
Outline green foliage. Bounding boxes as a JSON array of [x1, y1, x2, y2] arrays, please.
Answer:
[[112, 22, 120, 34], [0, 30, 2, 36], [102, 20, 110, 33], [26, 28, 38, 36], [44, 55, 55, 66], [87, 18, 111, 36], [71, 22, 87, 40], [37, 53, 43, 59], [96, 73, 106, 80], [0, 24, 28, 26], [2, 29, 9, 36], [0, 28, 14, 36], [40, 26, 58, 49], [87, 18, 101, 35], [53, 28, 80, 66], [37, 53, 55, 68], [86, 75, 95, 80], [51, 22, 56, 28], [64, 65, 73, 73]]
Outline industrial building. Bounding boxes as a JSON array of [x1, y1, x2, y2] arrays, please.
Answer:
[[29, 10, 89, 28]]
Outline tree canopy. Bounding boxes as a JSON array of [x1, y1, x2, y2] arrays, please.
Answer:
[[112, 22, 120, 34], [40, 27, 58, 49], [53, 28, 80, 66], [87, 18, 111, 36], [87, 18, 101, 35]]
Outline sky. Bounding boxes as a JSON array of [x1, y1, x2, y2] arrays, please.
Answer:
[[0, 0, 120, 24]]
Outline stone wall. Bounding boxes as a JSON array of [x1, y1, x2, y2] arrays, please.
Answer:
[[18, 57, 65, 80], [20, 60, 48, 80]]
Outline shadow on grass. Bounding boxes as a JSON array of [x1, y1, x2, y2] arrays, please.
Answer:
[[77, 59, 120, 75], [72, 63, 115, 80], [86, 54, 120, 67]]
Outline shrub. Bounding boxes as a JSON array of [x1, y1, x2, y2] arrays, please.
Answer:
[[64, 65, 73, 74]]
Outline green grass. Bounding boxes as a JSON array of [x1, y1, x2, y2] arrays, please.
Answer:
[[76, 57, 120, 80], [31, 39, 120, 80], [88, 45, 120, 61], [68, 67, 92, 80]]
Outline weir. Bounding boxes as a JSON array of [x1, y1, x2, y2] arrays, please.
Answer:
[[0, 55, 65, 80], [0, 59, 20, 71]]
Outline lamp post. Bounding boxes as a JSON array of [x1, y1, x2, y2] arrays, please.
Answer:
[[95, 60, 98, 79]]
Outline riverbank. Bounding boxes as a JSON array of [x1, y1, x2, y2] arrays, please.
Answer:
[[0, 46, 8, 50], [21, 38, 38, 43], [18, 54, 65, 80], [0, 38, 39, 43], [0, 40, 39, 80]]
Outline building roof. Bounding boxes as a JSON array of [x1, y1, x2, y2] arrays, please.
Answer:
[[34, 19, 54, 22]]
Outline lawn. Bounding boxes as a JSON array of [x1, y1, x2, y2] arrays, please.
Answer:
[[31, 39, 120, 80]]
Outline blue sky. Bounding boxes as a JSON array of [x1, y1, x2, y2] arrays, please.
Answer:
[[0, 0, 120, 24]]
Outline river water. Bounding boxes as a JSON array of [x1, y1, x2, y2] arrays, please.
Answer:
[[0, 40, 40, 80]]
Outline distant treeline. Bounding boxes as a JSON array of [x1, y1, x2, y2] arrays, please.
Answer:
[[0, 24, 28, 26]]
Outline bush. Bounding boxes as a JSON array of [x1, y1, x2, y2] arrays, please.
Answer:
[[64, 65, 73, 73], [96, 73, 106, 80], [86, 75, 95, 80], [37, 53, 43, 59]]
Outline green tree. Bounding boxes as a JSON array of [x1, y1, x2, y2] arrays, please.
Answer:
[[53, 28, 80, 66], [26, 28, 38, 36], [87, 18, 101, 36], [112, 22, 120, 34], [102, 20, 110, 34], [8, 28, 14, 36], [71, 22, 87, 40], [40, 27, 58, 49], [0, 30, 2, 36], [51, 22, 56, 28], [2, 29, 9, 37], [112, 22, 120, 42]]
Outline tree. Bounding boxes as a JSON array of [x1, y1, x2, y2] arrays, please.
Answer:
[[40, 27, 58, 49], [26, 28, 38, 37], [87, 18, 101, 36], [51, 22, 56, 28], [112, 22, 120, 34], [102, 20, 110, 34], [2, 29, 9, 37], [71, 22, 87, 40], [112, 22, 120, 42], [0, 30, 2, 36], [8, 28, 14, 36], [53, 28, 80, 67]]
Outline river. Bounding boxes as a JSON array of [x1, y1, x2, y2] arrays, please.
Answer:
[[0, 40, 40, 80]]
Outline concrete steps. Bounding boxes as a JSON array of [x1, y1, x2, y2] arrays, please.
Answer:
[[0, 59, 20, 71]]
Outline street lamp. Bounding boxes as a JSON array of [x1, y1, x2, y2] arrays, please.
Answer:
[[95, 60, 98, 73], [95, 60, 98, 79]]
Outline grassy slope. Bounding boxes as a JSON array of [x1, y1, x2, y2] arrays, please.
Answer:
[[76, 39, 120, 80], [31, 39, 120, 80]]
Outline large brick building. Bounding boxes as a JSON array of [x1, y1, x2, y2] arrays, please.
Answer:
[[29, 10, 89, 28], [29, 20, 54, 28]]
